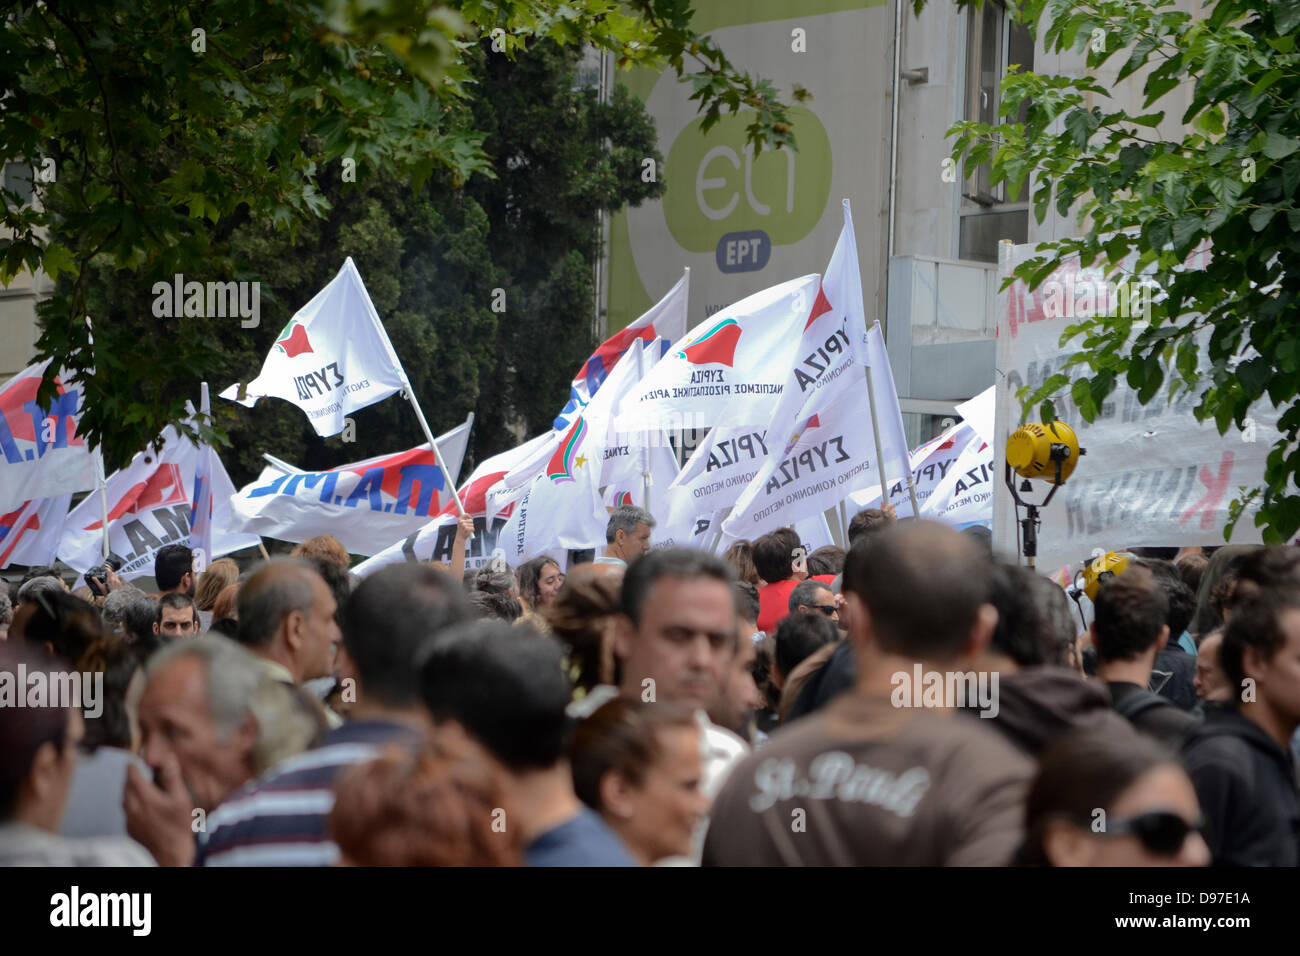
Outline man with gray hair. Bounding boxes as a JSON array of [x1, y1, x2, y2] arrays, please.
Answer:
[[16, 574, 65, 609], [595, 505, 655, 569], [122, 634, 278, 865], [235, 558, 340, 687]]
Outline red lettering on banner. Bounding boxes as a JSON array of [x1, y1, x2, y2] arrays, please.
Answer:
[[1180, 451, 1233, 530]]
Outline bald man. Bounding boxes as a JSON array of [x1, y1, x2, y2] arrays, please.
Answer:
[[235, 558, 341, 686]]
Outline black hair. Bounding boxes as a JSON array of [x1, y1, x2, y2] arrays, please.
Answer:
[[156, 591, 198, 625], [0, 642, 70, 820], [304, 555, 351, 628], [344, 563, 474, 708], [1136, 558, 1196, 642], [842, 520, 994, 660], [77, 638, 143, 752], [154, 543, 194, 592], [787, 578, 833, 615], [773, 612, 838, 679], [208, 617, 239, 639], [1220, 588, 1300, 695], [1092, 567, 1168, 663], [17, 590, 105, 668], [517, 556, 561, 609], [419, 620, 573, 771], [621, 548, 736, 627], [752, 529, 800, 584], [1016, 731, 1182, 866], [989, 563, 1048, 667], [806, 546, 845, 576], [847, 509, 891, 545]]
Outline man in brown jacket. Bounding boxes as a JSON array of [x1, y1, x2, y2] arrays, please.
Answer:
[[703, 521, 1032, 866]]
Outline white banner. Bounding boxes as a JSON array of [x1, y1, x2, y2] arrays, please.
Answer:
[[991, 241, 1279, 573], [0, 360, 98, 514], [58, 427, 261, 578], [220, 258, 408, 437], [229, 418, 472, 555]]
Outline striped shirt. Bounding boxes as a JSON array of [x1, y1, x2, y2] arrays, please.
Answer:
[[196, 720, 423, 867]]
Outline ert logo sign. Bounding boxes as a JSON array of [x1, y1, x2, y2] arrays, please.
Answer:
[[664, 107, 831, 274]]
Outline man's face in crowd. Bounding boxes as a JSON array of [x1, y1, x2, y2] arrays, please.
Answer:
[[298, 576, 341, 681], [620, 522, 653, 560], [799, 586, 839, 623], [1194, 631, 1230, 702], [137, 657, 255, 811], [616, 575, 737, 712], [1248, 607, 1300, 722], [711, 627, 762, 735], [156, 605, 198, 638]]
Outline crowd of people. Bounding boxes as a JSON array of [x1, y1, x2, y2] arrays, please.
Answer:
[[1, 503, 1298, 867]]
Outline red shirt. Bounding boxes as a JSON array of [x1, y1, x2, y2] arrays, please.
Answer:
[[757, 575, 835, 633]]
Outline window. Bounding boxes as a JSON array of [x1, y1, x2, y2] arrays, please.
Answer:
[[958, 3, 1034, 262]]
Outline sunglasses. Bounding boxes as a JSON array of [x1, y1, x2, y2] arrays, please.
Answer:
[[1103, 811, 1204, 856], [810, 604, 838, 617]]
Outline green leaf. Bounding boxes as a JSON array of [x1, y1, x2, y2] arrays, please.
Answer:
[[1263, 132, 1300, 160], [1249, 206, 1276, 231]]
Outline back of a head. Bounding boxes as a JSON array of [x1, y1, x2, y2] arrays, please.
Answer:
[[1018, 731, 1179, 866], [473, 566, 516, 597], [13, 589, 106, 668], [419, 620, 573, 772], [17, 575, 64, 609], [570, 697, 696, 813], [1136, 558, 1196, 640], [469, 589, 523, 622], [1092, 567, 1168, 663], [545, 569, 623, 691], [330, 747, 521, 866], [806, 546, 845, 577], [154, 543, 194, 592], [236, 558, 323, 649], [119, 590, 162, 646], [194, 558, 240, 612], [621, 548, 736, 627], [733, 582, 760, 627], [847, 508, 891, 546], [211, 583, 240, 622], [988, 563, 1049, 667], [19, 565, 61, 588], [1189, 545, 1259, 636], [1219, 587, 1300, 694], [344, 564, 474, 707], [842, 520, 993, 661], [0, 642, 69, 822], [1174, 552, 1208, 599], [290, 534, 351, 568], [752, 529, 799, 585], [1026, 574, 1077, 668], [773, 612, 839, 678], [1232, 546, 1300, 606], [722, 540, 760, 586]]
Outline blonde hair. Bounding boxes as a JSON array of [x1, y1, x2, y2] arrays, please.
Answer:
[[195, 558, 240, 611]]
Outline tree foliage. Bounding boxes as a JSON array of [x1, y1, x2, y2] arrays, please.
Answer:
[[939, 0, 1300, 541], [1, 0, 801, 467]]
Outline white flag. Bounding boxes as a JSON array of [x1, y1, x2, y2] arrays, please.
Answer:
[[228, 417, 473, 555], [0, 495, 72, 569], [352, 432, 554, 577], [722, 204, 910, 539], [850, 420, 977, 518], [614, 274, 821, 433], [220, 258, 408, 437], [0, 360, 98, 513], [58, 426, 262, 579], [920, 428, 995, 529], [189, 383, 217, 572]]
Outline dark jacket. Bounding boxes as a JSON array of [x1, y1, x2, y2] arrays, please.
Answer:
[[787, 640, 856, 722], [1107, 681, 1201, 749], [959, 667, 1138, 757], [1150, 646, 1198, 711], [1182, 707, 1300, 867]]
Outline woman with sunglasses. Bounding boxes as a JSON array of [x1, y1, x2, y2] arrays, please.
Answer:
[[1016, 731, 1210, 866]]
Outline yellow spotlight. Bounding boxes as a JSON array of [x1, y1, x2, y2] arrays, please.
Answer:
[[1006, 421, 1083, 485]]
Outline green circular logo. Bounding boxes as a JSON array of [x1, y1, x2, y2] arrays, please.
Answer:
[[664, 107, 832, 254]]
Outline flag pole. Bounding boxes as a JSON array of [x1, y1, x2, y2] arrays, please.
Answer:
[[84, 318, 110, 559], [864, 321, 921, 516], [400, 382, 468, 518], [636, 342, 652, 510]]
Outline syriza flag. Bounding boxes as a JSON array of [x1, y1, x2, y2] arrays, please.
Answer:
[[850, 421, 976, 518], [0, 360, 98, 514], [220, 258, 408, 437], [614, 274, 820, 433], [352, 432, 555, 577], [554, 271, 688, 432], [58, 426, 262, 579], [722, 204, 910, 540], [229, 417, 472, 555], [920, 428, 995, 529], [0, 495, 72, 568]]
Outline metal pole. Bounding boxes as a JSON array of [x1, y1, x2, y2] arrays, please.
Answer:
[[864, 363, 892, 508], [402, 383, 468, 518]]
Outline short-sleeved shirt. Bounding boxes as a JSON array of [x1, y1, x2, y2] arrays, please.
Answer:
[[524, 807, 638, 867]]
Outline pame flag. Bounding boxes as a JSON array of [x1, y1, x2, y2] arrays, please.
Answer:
[[0, 360, 97, 513], [59, 426, 261, 579], [230, 417, 472, 556], [353, 432, 555, 577], [0, 495, 72, 569], [220, 258, 408, 437], [554, 271, 688, 432]]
